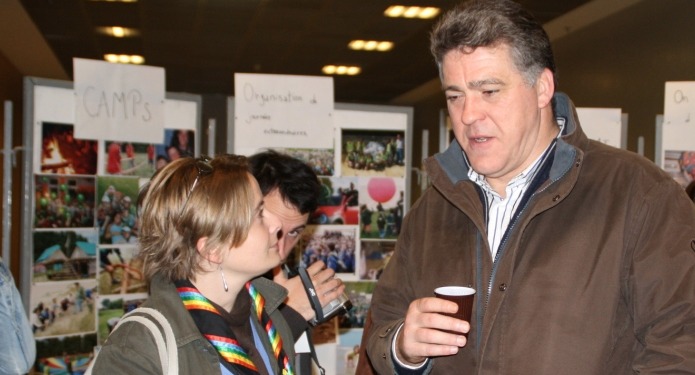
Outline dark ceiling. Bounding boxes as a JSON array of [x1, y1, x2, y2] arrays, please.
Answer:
[[19, 0, 591, 104]]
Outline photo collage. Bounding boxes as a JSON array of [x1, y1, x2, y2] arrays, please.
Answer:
[[280, 128, 407, 374], [30, 122, 195, 374], [29, 119, 407, 375]]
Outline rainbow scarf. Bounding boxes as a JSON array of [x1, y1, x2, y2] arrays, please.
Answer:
[[175, 279, 294, 375]]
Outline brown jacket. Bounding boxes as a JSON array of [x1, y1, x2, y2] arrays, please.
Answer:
[[365, 93, 695, 374]]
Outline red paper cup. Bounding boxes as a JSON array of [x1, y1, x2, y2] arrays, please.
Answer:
[[434, 286, 475, 337]]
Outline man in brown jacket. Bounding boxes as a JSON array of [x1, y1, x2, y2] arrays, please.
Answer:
[[364, 0, 695, 374]]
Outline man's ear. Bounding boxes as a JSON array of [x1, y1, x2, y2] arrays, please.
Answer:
[[536, 68, 555, 109]]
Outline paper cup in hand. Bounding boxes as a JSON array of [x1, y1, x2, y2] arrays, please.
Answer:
[[434, 286, 475, 337]]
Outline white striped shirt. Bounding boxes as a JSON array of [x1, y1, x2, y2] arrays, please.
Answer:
[[467, 126, 562, 260]]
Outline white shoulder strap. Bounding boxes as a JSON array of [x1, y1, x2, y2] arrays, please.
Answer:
[[85, 307, 178, 375]]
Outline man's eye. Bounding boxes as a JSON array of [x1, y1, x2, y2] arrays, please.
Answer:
[[446, 94, 462, 102], [287, 230, 300, 238]]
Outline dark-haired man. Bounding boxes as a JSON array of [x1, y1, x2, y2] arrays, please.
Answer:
[[250, 150, 346, 373]]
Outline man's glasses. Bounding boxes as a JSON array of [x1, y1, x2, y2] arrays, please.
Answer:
[[179, 156, 213, 216]]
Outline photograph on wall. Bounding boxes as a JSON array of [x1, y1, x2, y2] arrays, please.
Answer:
[[35, 333, 97, 374], [312, 315, 339, 345], [98, 246, 145, 295], [310, 176, 359, 225], [33, 229, 98, 283], [358, 177, 405, 240], [272, 147, 335, 176], [340, 129, 405, 177], [34, 174, 96, 229], [337, 281, 375, 329], [38, 122, 98, 175], [154, 128, 195, 165], [96, 294, 147, 345], [359, 240, 396, 280], [336, 329, 363, 375], [104, 140, 162, 178], [96, 176, 140, 245], [30, 279, 97, 338], [295, 225, 358, 279], [663, 150, 695, 187]]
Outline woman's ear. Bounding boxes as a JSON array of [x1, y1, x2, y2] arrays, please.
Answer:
[[196, 237, 223, 264]]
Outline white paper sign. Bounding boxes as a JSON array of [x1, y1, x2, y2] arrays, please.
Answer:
[[233, 73, 334, 155], [73, 58, 165, 142], [576, 107, 623, 148], [662, 81, 695, 151]]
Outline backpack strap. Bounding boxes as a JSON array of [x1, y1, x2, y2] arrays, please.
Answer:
[[86, 307, 178, 375]]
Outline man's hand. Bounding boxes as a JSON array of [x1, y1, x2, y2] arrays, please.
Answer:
[[395, 297, 469, 365], [274, 261, 346, 321]]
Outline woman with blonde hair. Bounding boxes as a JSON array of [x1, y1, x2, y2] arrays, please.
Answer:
[[90, 155, 297, 374]]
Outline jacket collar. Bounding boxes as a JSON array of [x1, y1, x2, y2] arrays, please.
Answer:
[[250, 276, 288, 314]]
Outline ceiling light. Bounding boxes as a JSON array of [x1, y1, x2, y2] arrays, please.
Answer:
[[103, 54, 145, 65], [130, 55, 145, 64], [377, 41, 394, 51], [364, 41, 379, 51], [349, 40, 393, 52], [384, 5, 406, 17], [98, 26, 139, 38], [418, 7, 440, 19], [322, 65, 361, 76], [348, 40, 365, 50], [112, 26, 125, 37], [346, 67, 361, 75], [403, 6, 420, 18], [384, 5, 440, 19]]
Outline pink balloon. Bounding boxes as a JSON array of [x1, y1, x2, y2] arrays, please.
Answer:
[[367, 177, 396, 203]]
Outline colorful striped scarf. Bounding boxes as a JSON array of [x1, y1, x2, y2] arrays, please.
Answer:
[[175, 279, 294, 375]]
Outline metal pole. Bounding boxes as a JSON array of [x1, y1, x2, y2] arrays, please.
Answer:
[[207, 118, 216, 156], [3, 101, 13, 264]]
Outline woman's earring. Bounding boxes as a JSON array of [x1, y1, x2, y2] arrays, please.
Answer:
[[220, 265, 228, 292]]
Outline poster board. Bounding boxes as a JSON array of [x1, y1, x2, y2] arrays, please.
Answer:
[[20, 77, 201, 373], [659, 81, 695, 187], [576, 107, 625, 149], [228, 97, 413, 375], [233, 73, 334, 156]]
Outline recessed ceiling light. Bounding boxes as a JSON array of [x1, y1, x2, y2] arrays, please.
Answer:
[[384, 5, 406, 18], [348, 40, 365, 50], [346, 66, 361, 75], [98, 26, 139, 38], [103, 54, 145, 65], [349, 40, 393, 52], [384, 5, 440, 19], [418, 7, 440, 19], [322, 65, 361, 76], [376, 41, 394, 51]]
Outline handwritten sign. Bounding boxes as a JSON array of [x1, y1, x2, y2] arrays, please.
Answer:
[[73, 58, 165, 142], [662, 81, 695, 152], [576, 107, 623, 149], [233, 73, 333, 155]]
